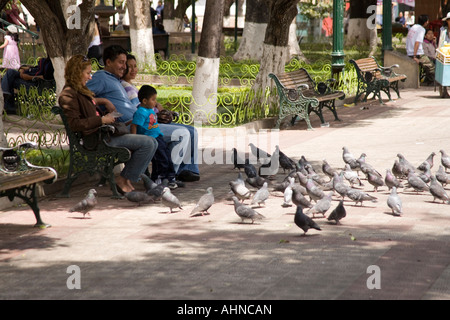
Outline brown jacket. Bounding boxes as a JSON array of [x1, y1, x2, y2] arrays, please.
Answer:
[[58, 85, 103, 136]]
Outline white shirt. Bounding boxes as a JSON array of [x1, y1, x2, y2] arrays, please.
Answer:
[[406, 24, 425, 56]]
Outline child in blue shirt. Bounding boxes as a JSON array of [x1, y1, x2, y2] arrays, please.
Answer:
[[131, 85, 177, 189]]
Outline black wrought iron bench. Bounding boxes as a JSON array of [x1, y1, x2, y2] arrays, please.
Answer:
[[0, 142, 57, 228], [51, 106, 131, 199], [269, 68, 345, 130], [349, 56, 407, 105]]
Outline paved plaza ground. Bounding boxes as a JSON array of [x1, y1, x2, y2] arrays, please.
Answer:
[[1, 87, 450, 301]]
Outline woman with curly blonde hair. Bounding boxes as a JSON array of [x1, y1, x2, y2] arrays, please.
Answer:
[[58, 54, 158, 193]]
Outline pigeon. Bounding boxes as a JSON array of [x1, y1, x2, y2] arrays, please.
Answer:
[[387, 187, 402, 216], [417, 152, 436, 171], [294, 205, 321, 235], [327, 200, 346, 224], [124, 190, 155, 206], [385, 169, 404, 190], [244, 158, 258, 178], [322, 159, 337, 180], [292, 184, 313, 209], [305, 178, 325, 202], [229, 180, 251, 202], [342, 146, 359, 169], [429, 175, 450, 204], [397, 153, 416, 174], [436, 165, 450, 186], [140, 173, 157, 191], [406, 170, 429, 193], [251, 182, 269, 207], [190, 187, 215, 216], [357, 157, 381, 177], [69, 188, 97, 218], [246, 175, 268, 188], [332, 172, 351, 199], [346, 188, 378, 206], [249, 143, 271, 163], [276, 146, 296, 173], [392, 159, 406, 179], [440, 149, 450, 172], [418, 165, 432, 184], [231, 148, 245, 171], [367, 171, 384, 192], [232, 196, 265, 223], [282, 177, 295, 207], [161, 187, 183, 213], [306, 191, 333, 218], [342, 164, 363, 187], [296, 171, 308, 187]]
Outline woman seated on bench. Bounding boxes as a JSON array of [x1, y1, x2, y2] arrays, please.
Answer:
[[58, 55, 158, 193]]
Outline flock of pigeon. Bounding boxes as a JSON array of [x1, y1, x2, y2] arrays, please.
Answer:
[[69, 143, 450, 236]]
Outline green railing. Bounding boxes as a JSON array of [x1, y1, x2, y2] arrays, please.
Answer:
[[2, 54, 359, 175]]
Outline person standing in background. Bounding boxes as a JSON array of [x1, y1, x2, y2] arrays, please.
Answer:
[[0, 25, 20, 69]]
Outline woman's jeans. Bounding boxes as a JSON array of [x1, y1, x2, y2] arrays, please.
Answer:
[[108, 133, 158, 182]]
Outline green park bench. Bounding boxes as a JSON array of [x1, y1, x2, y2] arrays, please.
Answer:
[[269, 68, 345, 130], [350, 56, 407, 105], [51, 106, 131, 199], [0, 142, 57, 228]]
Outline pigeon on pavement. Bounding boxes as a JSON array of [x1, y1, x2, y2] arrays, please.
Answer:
[[436, 165, 450, 186], [294, 205, 321, 235], [232, 196, 265, 223], [327, 200, 346, 224], [306, 178, 325, 202], [229, 180, 251, 202], [322, 159, 337, 180], [346, 188, 377, 206], [342, 146, 358, 169], [417, 152, 436, 171], [407, 170, 430, 193], [332, 172, 351, 199], [249, 143, 271, 163], [429, 175, 450, 204], [190, 187, 215, 216], [440, 149, 450, 172], [276, 146, 296, 173], [282, 177, 295, 207], [342, 164, 363, 187], [161, 187, 183, 213], [124, 190, 155, 206], [292, 184, 313, 209], [387, 186, 402, 216], [244, 158, 258, 178], [251, 182, 270, 207], [69, 188, 97, 218], [385, 169, 404, 190], [306, 191, 333, 218], [367, 171, 385, 192], [397, 153, 416, 174]]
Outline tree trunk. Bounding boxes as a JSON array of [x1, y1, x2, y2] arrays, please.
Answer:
[[346, 0, 377, 54], [252, 0, 298, 97], [163, 0, 192, 32], [190, 0, 225, 124], [127, 0, 156, 71], [233, 0, 269, 61]]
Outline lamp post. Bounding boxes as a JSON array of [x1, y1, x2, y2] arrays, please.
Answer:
[[382, 0, 393, 55], [331, 0, 345, 76]]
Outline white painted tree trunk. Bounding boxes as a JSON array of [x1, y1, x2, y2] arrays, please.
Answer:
[[346, 18, 378, 55], [52, 57, 67, 97], [233, 22, 267, 61], [288, 19, 308, 61], [127, 0, 156, 71], [164, 18, 184, 32], [190, 57, 220, 123]]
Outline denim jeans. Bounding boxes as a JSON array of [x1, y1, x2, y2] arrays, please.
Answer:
[[159, 123, 199, 175], [107, 133, 158, 182]]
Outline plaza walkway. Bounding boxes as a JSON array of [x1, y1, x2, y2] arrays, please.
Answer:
[[1, 86, 449, 301]]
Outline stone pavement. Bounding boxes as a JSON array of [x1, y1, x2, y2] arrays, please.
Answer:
[[1, 87, 450, 300]]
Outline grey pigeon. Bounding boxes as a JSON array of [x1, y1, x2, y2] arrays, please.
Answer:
[[246, 175, 268, 188], [232, 196, 265, 223], [292, 184, 313, 209], [346, 188, 377, 206], [294, 206, 321, 235], [322, 159, 337, 180], [190, 187, 215, 216], [327, 200, 346, 224], [282, 177, 295, 207], [249, 143, 270, 163], [436, 165, 450, 186], [69, 188, 97, 218], [392, 159, 406, 179], [161, 187, 183, 213], [251, 182, 269, 207], [229, 180, 251, 202], [367, 171, 384, 192], [332, 172, 351, 199], [417, 152, 436, 171], [342, 164, 363, 187], [418, 165, 432, 184], [296, 171, 308, 187], [387, 187, 402, 216], [357, 156, 382, 177], [440, 149, 450, 172], [140, 173, 157, 191], [306, 191, 333, 218], [306, 178, 325, 202], [429, 175, 450, 204], [397, 153, 416, 174], [407, 170, 429, 193], [385, 169, 404, 190], [342, 146, 359, 170], [231, 148, 245, 171], [124, 190, 155, 206]]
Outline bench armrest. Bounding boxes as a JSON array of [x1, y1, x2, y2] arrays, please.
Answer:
[[296, 84, 309, 91]]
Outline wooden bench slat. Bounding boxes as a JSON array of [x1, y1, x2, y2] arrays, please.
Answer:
[[0, 169, 56, 192]]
